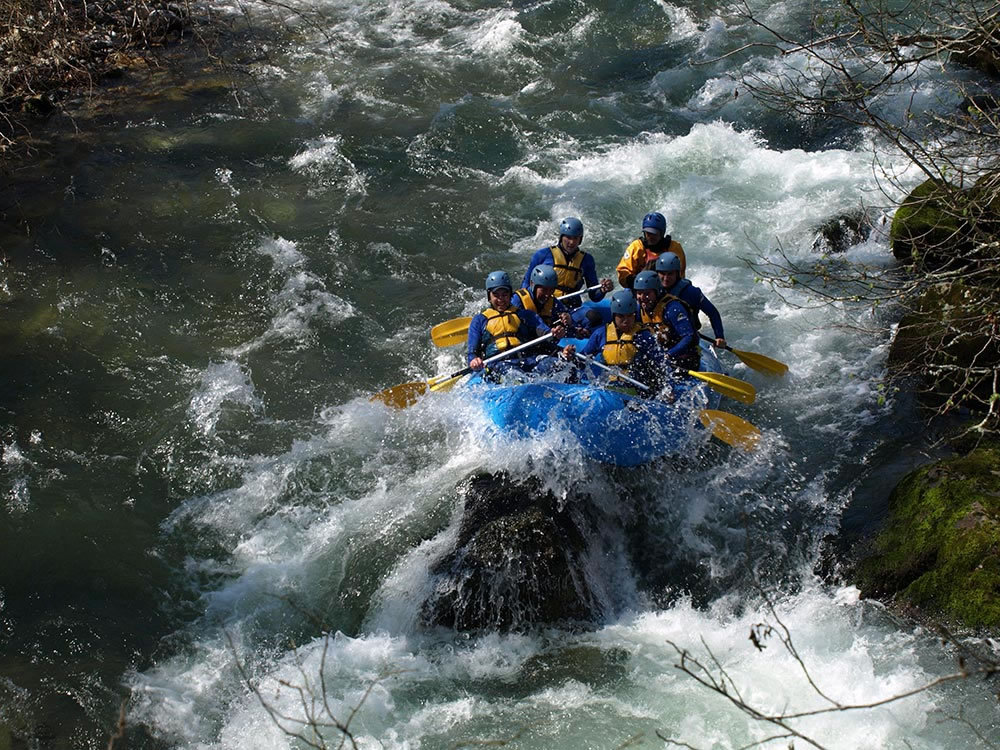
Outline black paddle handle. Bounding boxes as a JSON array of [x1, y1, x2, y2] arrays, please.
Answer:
[[699, 332, 730, 351]]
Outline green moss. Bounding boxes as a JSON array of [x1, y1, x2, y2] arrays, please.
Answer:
[[856, 444, 1000, 628], [889, 179, 967, 264], [890, 175, 1000, 267]]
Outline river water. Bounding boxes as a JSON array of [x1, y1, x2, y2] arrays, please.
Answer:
[[2, 0, 998, 748]]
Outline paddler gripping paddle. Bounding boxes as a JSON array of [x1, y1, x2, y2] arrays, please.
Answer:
[[699, 333, 788, 377], [371, 334, 555, 409], [574, 354, 761, 450]]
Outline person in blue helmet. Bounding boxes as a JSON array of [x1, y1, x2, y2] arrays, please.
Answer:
[[467, 270, 566, 377], [521, 217, 614, 312], [616, 211, 686, 289], [655, 252, 726, 349], [632, 269, 701, 372], [560, 289, 668, 394], [513, 265, 591, 340]]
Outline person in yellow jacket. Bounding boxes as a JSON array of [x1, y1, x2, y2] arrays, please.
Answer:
[[632, 270, 701, 372], [560, 290, 669, 393], [511, 265, 590, 344], [521, 217, 614, 309], [467, 271, 565, 374], [616, 211, 686, 289]]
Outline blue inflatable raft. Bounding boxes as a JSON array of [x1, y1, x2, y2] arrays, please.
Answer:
[[463, 341, 723, 467]]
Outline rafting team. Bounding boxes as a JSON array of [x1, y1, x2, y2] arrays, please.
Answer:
[[466, 212, 727, 396]]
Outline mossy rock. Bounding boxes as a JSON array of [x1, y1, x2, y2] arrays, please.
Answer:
[[855, 443, 1000, 628], [889, 179, 969, 266], [890, 175, 1000, 269]]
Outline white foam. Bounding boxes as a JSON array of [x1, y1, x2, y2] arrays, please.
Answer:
[[133, 580, 985, 749], [288, 134, 367, 197], [231, 237, 358, 356], [653, 1, 701, 40], [256, 236, 305, 273], [188, 361, 261, 437], [469, 10, 524, 54]]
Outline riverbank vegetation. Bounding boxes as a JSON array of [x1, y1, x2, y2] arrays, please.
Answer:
[[727, 0, 1000, 631], [733, 0, 1000, 443], [1, 0, 198, 159]]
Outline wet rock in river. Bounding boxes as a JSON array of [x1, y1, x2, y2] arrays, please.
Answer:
[[421, 472, 608, 631], [810, 208, 878, 254]]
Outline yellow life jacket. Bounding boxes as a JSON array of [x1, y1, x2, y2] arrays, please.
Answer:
[[602, 322, 641, 366], [482, 308, 522, 353], [549, 245, 584, 296], [639, 297, 671, 347], [514, 288, 556, 326]]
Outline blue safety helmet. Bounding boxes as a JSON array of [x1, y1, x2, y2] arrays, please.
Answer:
[[654, 252, 681, 273], [609, 290, 638, 316], [558, 217, 584, 238], [633, 270, 661, 291], [530, 264, 558, 289], [642, 212, 667, 235], [485, 270, 513, 293]]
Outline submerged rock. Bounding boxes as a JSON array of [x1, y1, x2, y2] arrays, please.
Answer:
[[854, 443, 1000, 628], [421, 472, 609, 631], [810, 209, 878, 254]]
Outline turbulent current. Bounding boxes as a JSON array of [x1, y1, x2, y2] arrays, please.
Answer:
[[1, 0, 998, 748]]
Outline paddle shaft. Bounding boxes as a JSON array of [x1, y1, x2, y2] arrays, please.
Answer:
[[573, 354, 650, 391], [556, 283, 603, 303], [439, 333, 555, 382]]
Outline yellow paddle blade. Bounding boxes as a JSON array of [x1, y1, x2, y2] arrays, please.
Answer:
[[699, 409, 761, 451], [730, 347, 789, 377], [687, 370, 756, 404], [431, 317, 473, 347], [371, 381, 428, 409]]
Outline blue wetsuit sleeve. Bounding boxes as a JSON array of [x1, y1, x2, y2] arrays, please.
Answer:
[[521, 248, 553, 289], [467, 314, 487, 364], [517, 308, 550, 339], [580, 328, 605, 357], [699, 294, 725, 339], [665, 302, 697, 359], [581, 253, 606, 302]]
